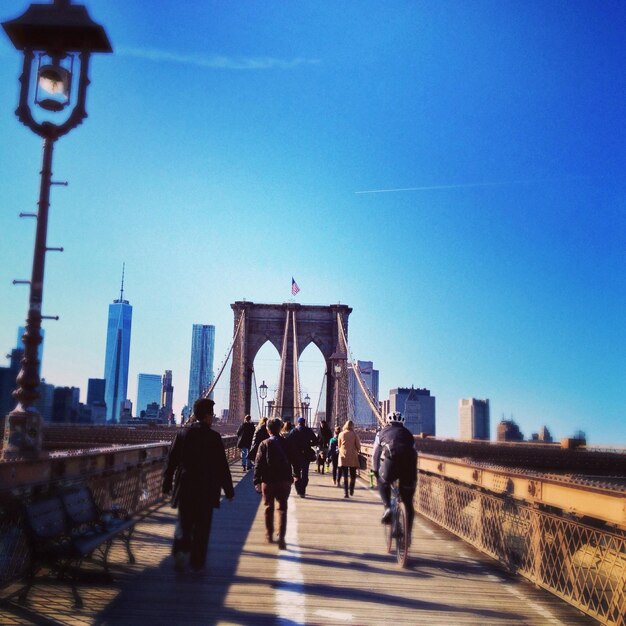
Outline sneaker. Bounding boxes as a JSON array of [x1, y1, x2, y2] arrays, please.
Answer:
[[265, 534, 274, 544], [344, 493, 349, 498], [174, 551, 187, 572], [381, 508, 392, 524], [278, 539, 287, 550]]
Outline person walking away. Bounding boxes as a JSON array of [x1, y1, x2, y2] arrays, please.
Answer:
[[236, 414, 255, 471], [287, 416, 318, 498], [281, 420, 293, 436], [249, 416, 269, 463], [338, 420, 361, 498], [327, 426, 341, 485], [162, 398, 235, 572], [372, 411, 417, 540], [253, 418, 295, 550]]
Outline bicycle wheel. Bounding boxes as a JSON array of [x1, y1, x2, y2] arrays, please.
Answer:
[[395, 502, 409, 567]]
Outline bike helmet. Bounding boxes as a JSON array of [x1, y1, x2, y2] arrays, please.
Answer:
[[386, 411, 405, 423]]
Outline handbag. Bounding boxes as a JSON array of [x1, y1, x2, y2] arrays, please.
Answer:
[[358, 453, 367, 470]]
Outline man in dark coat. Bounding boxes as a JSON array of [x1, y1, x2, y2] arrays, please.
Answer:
[[162, 398, 235, 572], [236, 414, 256, 471], [287, 416, 318, 498]]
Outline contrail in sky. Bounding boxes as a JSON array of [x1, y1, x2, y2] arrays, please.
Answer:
[[355, 177, 593, 194], [118, 47, 320, 70]]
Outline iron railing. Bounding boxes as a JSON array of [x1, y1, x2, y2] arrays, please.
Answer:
[[361, 444, 625, 626], [0, 435, 238, 590]]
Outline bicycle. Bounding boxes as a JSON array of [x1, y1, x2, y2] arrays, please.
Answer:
[[383, 480, 410, 567]]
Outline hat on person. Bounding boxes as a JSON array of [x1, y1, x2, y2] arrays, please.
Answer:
[[297, 416, 306, 425]]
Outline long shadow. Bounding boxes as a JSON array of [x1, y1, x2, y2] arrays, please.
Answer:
[[92, 468, 263, 625]]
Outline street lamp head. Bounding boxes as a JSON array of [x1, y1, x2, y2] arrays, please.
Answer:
[[2, 0, 112, 138], [259, 380, 268, 400]]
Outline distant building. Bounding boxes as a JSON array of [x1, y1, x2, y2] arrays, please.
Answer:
[[103, 271, 132, 422], [52, 387, 80, 423], [161, 370, 174, 423], [459, 398, 490, 440], [86, 378, 106, 424], [137, 373, 162, 416], [119, 399, 133, 422], [0, 348, 23, 417], [530, 425, 553, 443], [497, 419, 524, 442], [187, 324, 215, 407], [389, 387, 435, 436], [348, 360, 379, 428], [34, 379, 55, 423]]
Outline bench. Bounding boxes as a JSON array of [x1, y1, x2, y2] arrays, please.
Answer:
[[17, 486, 136, 608]]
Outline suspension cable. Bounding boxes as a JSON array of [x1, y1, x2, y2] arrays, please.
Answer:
[[336, 313, 385, 427], [203, 308, 246, 399]]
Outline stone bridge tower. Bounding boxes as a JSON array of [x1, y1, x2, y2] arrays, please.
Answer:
[[228, 301, 352, 427]]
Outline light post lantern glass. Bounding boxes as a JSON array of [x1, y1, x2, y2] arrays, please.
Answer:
[[259, 380, 268, 418], [1, 0, 111, 460]]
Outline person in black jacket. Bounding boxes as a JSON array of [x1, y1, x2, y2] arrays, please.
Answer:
[[236, 414, 256, 471], [162, 398, 235, 572], [287, 416, 319, 498], [253, 418, 295, 549], [372, 411, 417, 537]]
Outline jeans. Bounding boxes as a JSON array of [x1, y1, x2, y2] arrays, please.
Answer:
[[339, 466, 357, 496], [240, 447, 251, 469], [293, 461, 310, 496]]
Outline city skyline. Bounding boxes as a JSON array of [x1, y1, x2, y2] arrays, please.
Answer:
[[0, 1, 624, 443]]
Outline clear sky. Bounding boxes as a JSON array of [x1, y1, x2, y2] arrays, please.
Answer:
[[1, 1, 624, 443]]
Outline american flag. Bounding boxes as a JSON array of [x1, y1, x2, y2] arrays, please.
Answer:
[[291, 277, 300, 295]]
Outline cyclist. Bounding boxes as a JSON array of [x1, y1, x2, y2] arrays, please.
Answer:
[[372, 411, 417, 537]]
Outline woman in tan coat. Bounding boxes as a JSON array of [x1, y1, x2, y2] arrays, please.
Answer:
[[338, 420, 361, 498]]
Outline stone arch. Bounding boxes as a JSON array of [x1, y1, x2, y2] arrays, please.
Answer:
[[228, 301, 352, 427]]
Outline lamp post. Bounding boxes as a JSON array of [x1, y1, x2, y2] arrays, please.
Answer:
[[1, 0, 111, 459], [259, 380, 268, 419], [333, 362, 342, 429], [303, 393, 310, 425]]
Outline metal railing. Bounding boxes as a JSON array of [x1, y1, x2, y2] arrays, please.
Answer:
[[0, 434, 238, 590], [361, 444, 625, 626]]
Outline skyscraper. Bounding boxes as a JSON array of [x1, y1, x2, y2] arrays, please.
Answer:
[[161, 370, 174, 423], [348, 360, 379, 428], [459, 398, 490, 440], [187, 324, 215, 408], [389, 387, 436, 436], [136, 373, 162, 416], [103, 268, 132, 422]]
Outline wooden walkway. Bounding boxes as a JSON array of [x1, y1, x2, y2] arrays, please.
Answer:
[[0, 466, 596, 626]]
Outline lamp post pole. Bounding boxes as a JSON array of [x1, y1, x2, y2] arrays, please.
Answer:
[[1, 0, 111, 459], [5, 135, 56, 456]]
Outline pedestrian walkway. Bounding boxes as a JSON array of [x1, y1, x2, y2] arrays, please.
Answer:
[[0, 467, 596, 625]]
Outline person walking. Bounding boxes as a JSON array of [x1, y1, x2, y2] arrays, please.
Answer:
[[236, 414, 255, 471], [249, 416, 269, 462], [327, 425, 341, 485], [338, 420, 361, 498], [253, 418, 295, 550], [287, 416, 318, 498], [162, 398, 234, 573]]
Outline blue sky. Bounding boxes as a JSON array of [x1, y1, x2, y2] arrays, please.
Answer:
[[1, 1, 624, 443]]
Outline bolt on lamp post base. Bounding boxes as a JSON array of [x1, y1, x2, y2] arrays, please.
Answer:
[[1, 407, 43, 460]]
